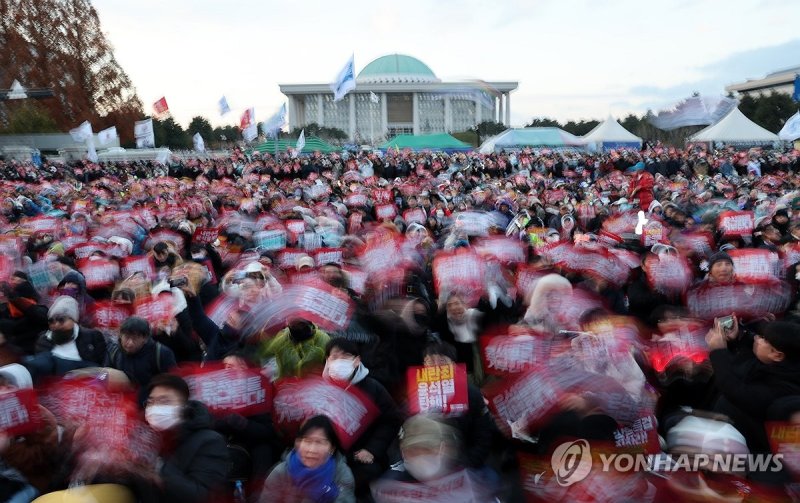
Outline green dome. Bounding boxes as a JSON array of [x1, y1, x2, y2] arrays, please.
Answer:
[[357, 54, 438, 83]]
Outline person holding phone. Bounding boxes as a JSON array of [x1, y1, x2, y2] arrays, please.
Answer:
[[706, 317, 800, 453]]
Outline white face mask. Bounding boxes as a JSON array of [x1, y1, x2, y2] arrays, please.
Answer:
[[145, 404, 182, 431], [404, 453, 447, 482], [326, 358, 356, 382]]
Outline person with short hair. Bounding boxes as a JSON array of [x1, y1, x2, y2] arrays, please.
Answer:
[[105, 316, 176, 388], [259, 415, 355, 503], [259, 319, 330, 379]]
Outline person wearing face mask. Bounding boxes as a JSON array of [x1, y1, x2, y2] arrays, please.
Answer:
[[55, 269, 95, 321], [25, 296, 106, 381], [260, 415, 355, 503], [259, 319, 330, 380], [371, 415, 498, 503], [142, 373, 229, 503], [0, 271, 49, 355], [320, 338, 402, 498]]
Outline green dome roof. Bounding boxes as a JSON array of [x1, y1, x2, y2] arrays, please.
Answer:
[[357, 54, 438, 83]]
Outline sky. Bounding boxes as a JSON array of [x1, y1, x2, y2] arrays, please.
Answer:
[[92, 0, 800, 130]]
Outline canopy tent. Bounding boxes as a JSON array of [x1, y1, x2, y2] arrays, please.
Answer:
[[582, 116, 642, 151], [252, 136, 337, 154], [689, 107, 779, 144], [479, 127, 584, 153], [380, 133, 471, 152]]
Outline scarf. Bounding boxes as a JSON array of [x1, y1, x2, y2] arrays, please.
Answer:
[[286, 450, 339, 503]]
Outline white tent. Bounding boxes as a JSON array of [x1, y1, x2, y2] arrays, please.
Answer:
[[582, 116, 642, 151], [689, 107, 779, 144]]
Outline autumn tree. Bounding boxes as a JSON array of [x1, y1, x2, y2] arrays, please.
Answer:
[[0, 0, 142, 141]]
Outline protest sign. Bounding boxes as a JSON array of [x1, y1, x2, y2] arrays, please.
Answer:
[[406, 364, 469, 416], [177, 363, 271, 416]]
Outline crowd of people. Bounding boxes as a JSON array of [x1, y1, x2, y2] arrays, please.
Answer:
[[0, 143, 798, 502]]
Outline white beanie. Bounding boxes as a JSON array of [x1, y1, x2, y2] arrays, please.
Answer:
[[48, 296, 80, 322]]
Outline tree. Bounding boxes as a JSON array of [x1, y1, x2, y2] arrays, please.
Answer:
[[0, 0, 143, 141], [187, 116, 213, 143], [2, 101, 59, 133], [562, 119, 600, 136], [525, 117, 563, 128], [152, 117, 189, 149], [745, 91, 796, 133], [211, 125, 241, 149]]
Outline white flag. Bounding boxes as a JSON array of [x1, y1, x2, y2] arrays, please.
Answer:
[[134, 119, 155, 148], [779, 111, 800, 141], [193, 132, 205, 152], [330, 54, 356, 102], [86, 137, 98, 163], [261, 104, 287, 136], [293, 129, 305, 158], [218, 96, 231, 116], [70, 121, 93, 143], [8, 80, 27, 100], [370, 91, 379, 104], [97, 126, 118, 146], [243, 123, 258, 142]]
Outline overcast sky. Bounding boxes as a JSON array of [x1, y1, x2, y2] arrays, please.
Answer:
[[93, 0, 799, 129]]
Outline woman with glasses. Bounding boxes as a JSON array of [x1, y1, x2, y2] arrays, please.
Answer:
[[260, 415, 355, 503]]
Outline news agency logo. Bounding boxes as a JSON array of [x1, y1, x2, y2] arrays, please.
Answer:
[[549, 439, 785, 486], [551, 439, 592, 486]]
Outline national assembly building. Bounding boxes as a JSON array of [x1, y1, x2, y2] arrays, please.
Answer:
[[279, 54, 518, 142]]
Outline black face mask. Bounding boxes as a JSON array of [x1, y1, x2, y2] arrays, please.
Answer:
[[51, 329, 74, 345]]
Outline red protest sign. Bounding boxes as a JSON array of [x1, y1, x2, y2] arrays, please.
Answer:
[[613, 415, 660, 454], [285, 220, 306, 243], [347, 213, 363, 235], [72, 242, 110, 260], [289, 280, 355, 332], [177, 363, 271, 416], [278, 249, 310, 270], [783, 243, 800, 271], [480, 329, 551, 376], [602, 211, 639, 235], [372, 189, 392, 204], [147, 229, 185, 251], [23, 216, 60, 235], [402, 208, 426, 225], [78, 258, 120, 290], [272, 376, 379, 450], [0, 389, 41, 436], [432, 249, 485, 303], [312, 248, 343, 267], [474, 236, 527, 264], [359, 235, 404, 276], [89, 301, 131, 329], [120, 255, 156, 281], [673, 231, 715, 257], [134, 294, 174, 327], [645, 254, 693, 294], [766, 422, 800, 479], [718, 211, 754, 238], [640, 219, 667, 247], [728, 249, 780, 281], [407, 364, 469, 416], [344, 193, 368, 208], [685, 280, 792, 320], [485, 365, 562, 435], [0, 255, 13, 283], [193, 227, 220, 245], [374, 204, 397, 221], [341, 266, 368, 296]]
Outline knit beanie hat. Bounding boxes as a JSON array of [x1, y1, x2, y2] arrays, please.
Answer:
[[48, 296, 80, 322], [707, 251, 733, 269]]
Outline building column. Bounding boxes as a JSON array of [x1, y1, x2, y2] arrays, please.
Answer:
[[475, 97, 482, 125], [412, 92, 419, 135], [444, 96, 452, 133], [505, 92, 511, 126], [381, 93, 388, 138], [498, 95, 505, 125], [287, 97, 295, 130], [316, 95, 323, 125], [349, 93, 356, 141]]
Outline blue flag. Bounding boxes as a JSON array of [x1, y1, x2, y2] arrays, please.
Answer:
[[330, 54, 356, 102], [793, 74, 800, 103], [218, 96, 231, 116]]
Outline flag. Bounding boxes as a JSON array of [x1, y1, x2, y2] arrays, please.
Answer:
[[134, 119, 155, 148], [293, 129, 305, 158], [779, 111, 800, 141], [330, 54, 356, 102], [97, 126, 118, 146], [86, 137, 98, 163], [793, 74, 800, 103], [370, 91, 379, 104], [242, 124, 258, 142], [69, 121, 93, 142], [153, 97, 169, 117], [240, 107, 255, 130], [193, 132, 205, 152], [218, 96, 231, 116], [261, 104, 287, 137]]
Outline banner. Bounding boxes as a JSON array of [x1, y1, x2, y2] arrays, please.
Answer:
[[718, 211, 754, 238], [97, 126, 118, 146], [273, 376, 378, 450], [177, 363, 271, 416], [0, 389, 41, 436], [134, 119, 155, 148], [407, 364, 469, 416]]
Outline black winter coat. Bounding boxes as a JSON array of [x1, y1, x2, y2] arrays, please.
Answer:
[[35, 326, 106, 366]]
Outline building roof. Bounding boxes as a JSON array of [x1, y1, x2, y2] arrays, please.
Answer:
[[689, 107, 779, 143], [357, 54, 439, 84]]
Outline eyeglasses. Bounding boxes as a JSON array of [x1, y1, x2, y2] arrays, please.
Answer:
[[48, 316, 68, 324]]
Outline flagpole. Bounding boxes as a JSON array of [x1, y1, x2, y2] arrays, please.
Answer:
[[370, 102, 375, 147]]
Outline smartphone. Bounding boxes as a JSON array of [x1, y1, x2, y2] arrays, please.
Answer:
[[718, 315, 734, 333]]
